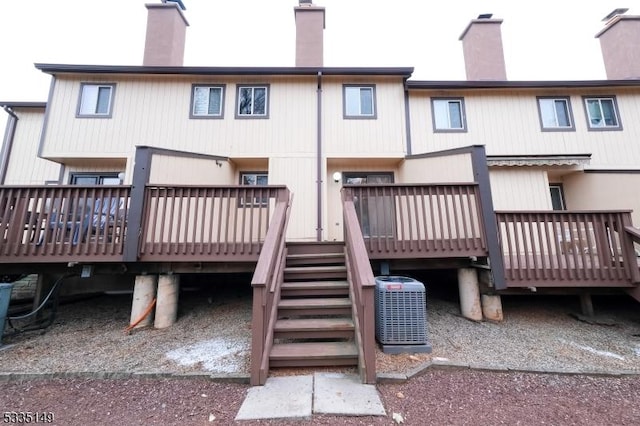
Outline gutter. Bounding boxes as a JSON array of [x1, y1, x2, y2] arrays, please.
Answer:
[[316, 71, 323, 241], [0, 106, 19, 184]]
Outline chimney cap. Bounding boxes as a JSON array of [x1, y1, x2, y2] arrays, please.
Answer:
[[162, 0, 186, 11], [477, 13, 493, 19], [299, 0, 313, 4], [602, 8, 628, 21]]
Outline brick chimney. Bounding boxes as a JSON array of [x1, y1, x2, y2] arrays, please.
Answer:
[[596, 10, 640, 79], [459, 14, 507, 80], [294, 0, 325, 67], [143, 0, 189, 66]]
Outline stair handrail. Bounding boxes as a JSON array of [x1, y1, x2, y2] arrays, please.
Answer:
[[342, 189, 377, 384], [250, 189, 293, 385]]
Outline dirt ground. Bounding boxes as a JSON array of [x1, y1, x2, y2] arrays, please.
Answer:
[[1, 369, 639, 425]]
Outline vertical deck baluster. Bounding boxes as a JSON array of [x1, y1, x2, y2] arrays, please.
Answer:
[[412, 186, 422, 252]]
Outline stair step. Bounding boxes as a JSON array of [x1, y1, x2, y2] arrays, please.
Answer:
[[284, 265, 347, 280], [274, 318, 354, 339], [286, 242, 345, 256], [278, 297, 352, 316], [286, 252, 345, 266], [281, 280, 349, 297], [270, 342, 358, 367]]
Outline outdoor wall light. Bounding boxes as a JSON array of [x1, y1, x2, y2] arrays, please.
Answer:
[[332, 172, 342, 183]]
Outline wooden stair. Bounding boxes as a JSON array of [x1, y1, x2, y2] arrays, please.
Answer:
[[268, 242, 358, 370]]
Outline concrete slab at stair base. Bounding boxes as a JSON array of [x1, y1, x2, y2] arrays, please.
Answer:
[[313, 373, 386, 416], [235, 375, 313, 420]]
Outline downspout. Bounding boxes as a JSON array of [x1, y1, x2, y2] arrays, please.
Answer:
[[403, 78, 412, 156], [0, 106, 19, 184], [316, 71, 323, 241]]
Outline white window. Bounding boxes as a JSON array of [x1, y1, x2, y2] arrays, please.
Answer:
[[344, 85, 376, 118], [191, 85, 224, 117], [584, 97, 621, 129], [431, 98, 466, 131], [538, 97, 573, 130], [78, 83, 115, 117], [237, 85, 268, 117], [240, 172, 269, 206]]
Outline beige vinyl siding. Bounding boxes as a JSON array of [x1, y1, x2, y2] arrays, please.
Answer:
[[489, 168, 551, 210], [41, 75, 318, 159], [408, 88, 640, 169], [322, 76, 407, 157], [269, 156, 317, 241], [397, 153, 474, 183], [562, 172, 640, 225], [4, 109, 60, 184], [148, 154, 235, 185]]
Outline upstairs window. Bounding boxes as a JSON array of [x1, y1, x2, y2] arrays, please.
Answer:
[[236, 85, 269, 118], [583, 96, 622, 130], [343, 85, 376, 118], [431, 98, 466, 132], [537, 97, 574, 130], [78, 83, 115, 117], [191, 85, 225, 118]]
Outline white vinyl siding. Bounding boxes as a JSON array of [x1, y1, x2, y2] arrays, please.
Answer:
[[78, 83, 114, 117], [408, 89, 640, 168]]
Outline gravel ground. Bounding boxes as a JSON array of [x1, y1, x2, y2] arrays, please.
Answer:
[[1, 280, 639, 424]]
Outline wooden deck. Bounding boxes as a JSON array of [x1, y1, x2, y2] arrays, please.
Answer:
[[497, 211, 640, 288], [0, 185, 289, 266]]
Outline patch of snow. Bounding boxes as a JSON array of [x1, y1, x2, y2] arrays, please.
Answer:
[[559, 339, 625, 361], [634, 346, 640, 357], [165, 338, 249, 373]]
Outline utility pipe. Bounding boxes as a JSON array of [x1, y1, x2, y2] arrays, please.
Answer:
[[316, 71, 323, 241], [0, 106, 18, 185]]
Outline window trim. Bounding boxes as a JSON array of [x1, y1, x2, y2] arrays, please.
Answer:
[[342, 84, 377, 119], [235, 84, 270, 119], [190, 84, 226, 119], [536, 96, 575, 132], [76, 83, 116, 118], [239, 171, 269, 207], [582, 95, 623, 131], [430, 97, 467, 133]]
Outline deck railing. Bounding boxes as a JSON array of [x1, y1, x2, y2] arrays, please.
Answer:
[[343, 183, 487, 259], [138, 185, 288, 262], [342, 193, 377, 384], [0, 185, 289, 265], [497, 210, 640, 287], [0, 185, 130, 262], [250, 190, 292, 386]]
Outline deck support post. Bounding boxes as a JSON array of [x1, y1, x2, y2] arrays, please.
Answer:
[[130, 275, 158, 328], [155, 274, 180, 329], [481, 294, 503, 322], [458, 268, 482, 321], [579, 293, 594, 317]]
